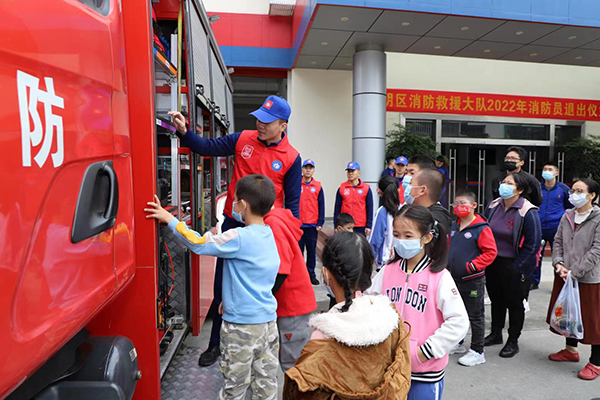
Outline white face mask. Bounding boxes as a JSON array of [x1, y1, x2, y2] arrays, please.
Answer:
[[569, 193, 589, 209]]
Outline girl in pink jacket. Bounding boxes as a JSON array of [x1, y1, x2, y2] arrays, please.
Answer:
[[368, 205, 469, 400]]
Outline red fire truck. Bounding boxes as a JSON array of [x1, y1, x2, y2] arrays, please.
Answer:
[[0, 0, 232, 398]]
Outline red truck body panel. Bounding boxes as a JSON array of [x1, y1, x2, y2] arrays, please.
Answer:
[[0, 0, 216, 398]]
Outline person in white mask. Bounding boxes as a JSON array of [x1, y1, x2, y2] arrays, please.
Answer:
[[483, 173, 542, 358], [547, 178, 600, 381], [532, 162, 573, 290]]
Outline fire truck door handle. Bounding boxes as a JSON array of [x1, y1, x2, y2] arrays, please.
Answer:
[[103, 163, 119, 220], [71, 161, 119, 244]]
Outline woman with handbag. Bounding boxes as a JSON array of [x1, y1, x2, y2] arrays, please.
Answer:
[[547, 178, 600, 380]]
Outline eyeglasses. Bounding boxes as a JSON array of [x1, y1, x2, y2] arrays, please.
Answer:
[[504, 157, 521, 162], [569, 189, 588, 195]]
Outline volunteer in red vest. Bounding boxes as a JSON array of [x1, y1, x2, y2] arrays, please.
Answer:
[[168, 95, 301, 367], [333, 162, 373, 236], [299, 159, 325, 285]]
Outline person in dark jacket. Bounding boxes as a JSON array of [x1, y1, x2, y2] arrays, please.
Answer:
[[490, 146, 542, 207], [405, 168, 453, 234], [484, 172, 542, 358], [531, 162, 572, 289], [448, 190, 497, 367], [381, 157, 396, 178]]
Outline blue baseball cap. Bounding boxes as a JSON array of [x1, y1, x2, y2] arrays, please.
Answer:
[[250, 95, 291, 123], [302, 159, 315, 167], [395, 156, 408, 166], [345, 161, 361, 171]]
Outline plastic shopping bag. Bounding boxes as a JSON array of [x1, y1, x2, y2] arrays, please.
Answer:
[[550, 272, 584, 340]]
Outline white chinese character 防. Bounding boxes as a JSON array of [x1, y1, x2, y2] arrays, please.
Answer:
[[17, 70, 65, 168]]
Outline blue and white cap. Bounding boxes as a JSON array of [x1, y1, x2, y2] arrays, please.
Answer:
[[345, 161, 361, 171], [250, 95, 291, 123], [302, 159, 315, 167]]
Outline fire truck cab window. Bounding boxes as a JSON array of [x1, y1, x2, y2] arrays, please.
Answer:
[[77, 0, 109, 16]]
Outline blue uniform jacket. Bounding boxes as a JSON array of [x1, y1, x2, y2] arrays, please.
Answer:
[[539, 181, 572, 230]]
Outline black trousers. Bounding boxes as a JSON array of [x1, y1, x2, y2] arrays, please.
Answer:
[[566, 338, 600, 366], [299, 227, 318, 279], [485, 256, 531, 343], [458, 279, 486, 354]]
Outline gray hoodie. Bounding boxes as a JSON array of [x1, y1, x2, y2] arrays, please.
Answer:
[[553, 205, 600, 284]]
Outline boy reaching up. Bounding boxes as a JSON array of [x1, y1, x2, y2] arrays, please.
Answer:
[[448, 190, 497, 367], [145, 174, 281, 400]]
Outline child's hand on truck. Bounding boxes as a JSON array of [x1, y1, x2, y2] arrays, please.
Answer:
[[168, 111, 187, 134], [145, 195, 175, 224]]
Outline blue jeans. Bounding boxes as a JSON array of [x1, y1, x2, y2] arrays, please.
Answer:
[[408, 379, 445, 400], [299, 227, 318, 279], [208, 215, 245, 347], [532, 226, 558, 285]]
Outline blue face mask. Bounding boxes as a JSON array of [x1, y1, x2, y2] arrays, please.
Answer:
[[402, 175, 412, 190], [322, 269, 335, 298], [404, 184, 415, 204], [499, 183, 516, 199], [393, 237, 423, 260], [542, 171, 555, 181], [232, 200, 246, 224]]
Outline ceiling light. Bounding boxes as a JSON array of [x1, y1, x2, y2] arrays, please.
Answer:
[[576, 56, 583, 60], [311, 61, 317, 65], [341, 17, 349, 21], [461, 26, 469, 31], [402, 22, 410, 26], [483, 49, 491, 53], [516, 31, 524, 35], [569, 35, 577, 40], [321, 42, 328, 46], [434, 45, 442, 49], [530, 53, 538, 56], [346, 63, 352, 66]]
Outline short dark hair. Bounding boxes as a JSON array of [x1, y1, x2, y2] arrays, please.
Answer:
[[390, 205, 448, 272], [506, 146, 528, 163], [322, 231, 374, 312], [414, 168, 445, 202], [387, 157, 396, 164], [408, 154, 436, 170], [503, 172, 529, 193], [577, 178, 600, 203], [455, 190, 477, 204], [336, 213, 355, 228], [436, 155, 446, 163], [544, 161, 558, 170], [378, 175, 400, 215], [235, 174, 275, 217]]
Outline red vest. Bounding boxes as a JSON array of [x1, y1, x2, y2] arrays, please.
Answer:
[[224, 130, 299, 218], [300, 178, 322, 225], [339, 180, 369, 227]]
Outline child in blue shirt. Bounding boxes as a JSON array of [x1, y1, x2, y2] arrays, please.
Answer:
[[145, 174, 280, 400]]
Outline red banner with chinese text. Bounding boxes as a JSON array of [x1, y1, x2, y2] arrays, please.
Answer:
[[386, 88, 600, 121]]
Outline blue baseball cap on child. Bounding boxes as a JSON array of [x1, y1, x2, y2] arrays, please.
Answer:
[[395, 156, 408, 166], [302, 159, 315, 167], [250, 96, 291, 123], [345, 162, 361, 171]]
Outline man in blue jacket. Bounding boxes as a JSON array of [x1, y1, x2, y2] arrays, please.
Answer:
[[168, 96, 301, 367], [532, 161, 572, 289]]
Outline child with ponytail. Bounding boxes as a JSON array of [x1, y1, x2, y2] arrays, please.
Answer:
[[368, 205, 469, 400], [369, 175, 401, 271], [284, 231, 412, 399]]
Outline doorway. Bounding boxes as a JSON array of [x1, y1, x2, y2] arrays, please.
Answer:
[[443, 143, 550, 212]]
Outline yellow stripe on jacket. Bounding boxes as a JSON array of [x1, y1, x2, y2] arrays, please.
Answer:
[[176, 222, 207, 245]]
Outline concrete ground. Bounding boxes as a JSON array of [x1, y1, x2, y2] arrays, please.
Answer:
[[161, 258, 600, 399]]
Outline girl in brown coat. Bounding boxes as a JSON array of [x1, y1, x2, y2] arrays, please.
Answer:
[[284, 232, 411, 399]]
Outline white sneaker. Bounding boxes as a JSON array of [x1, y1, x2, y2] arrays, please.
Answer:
[[523, 299, 530, 313], [450, 343, 467, 355], [458, 349, 486, 367], [484, 296, 491, 305]]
